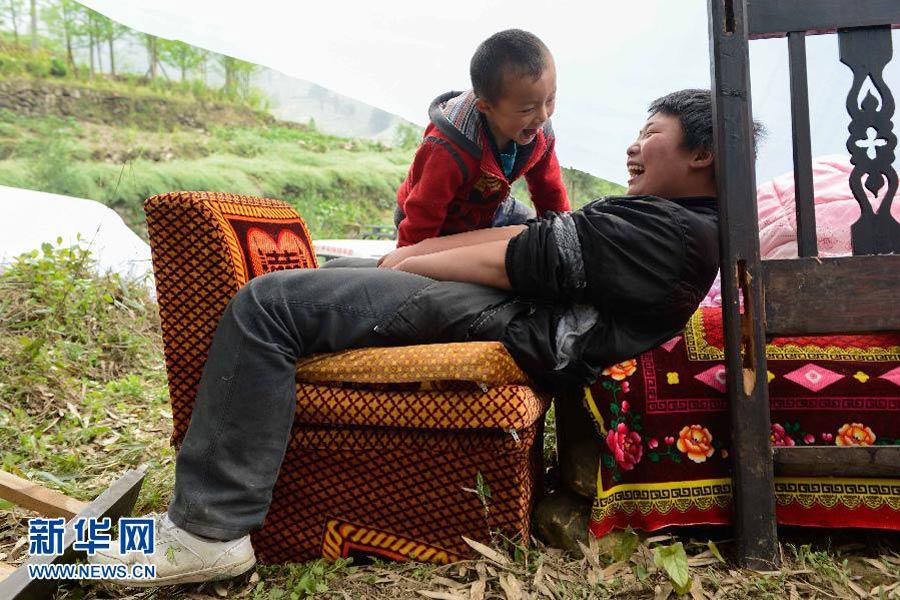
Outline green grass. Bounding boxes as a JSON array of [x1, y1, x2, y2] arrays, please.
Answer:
[[0, 241, 174, 509], [0, 111, 412, 239], [0, 108, 626, 242]]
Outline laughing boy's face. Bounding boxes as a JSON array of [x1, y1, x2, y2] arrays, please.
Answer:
[[626, 112, 702, 198], [476, 56, 557, 152]]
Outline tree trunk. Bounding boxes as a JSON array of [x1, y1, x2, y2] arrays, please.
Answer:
[[65, 31, 74, 71], [224, 59, 233, 95], [108, 35, 115, 77], [9, 0, 19, 44], [95, 28, 103, 73], [88, 29, 95, 79], [29, 0, 37, 49], [62, 2, 74, 71], [148, 35, 158, 81]]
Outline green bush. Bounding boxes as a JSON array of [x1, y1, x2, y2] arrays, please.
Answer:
[[0, 240, 159, 406], [49, 56, 67, 77], [0, 43, 66, 79], [25, 57, 50, 78], [27, 138, 92, 197]]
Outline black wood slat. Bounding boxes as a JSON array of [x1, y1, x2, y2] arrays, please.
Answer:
[[839, 26, 900, 255], [708, 0, 779, 570], [774, 446, 900, 478], [0, 469, 145, 600], [748, 0, 900, 39], [763, 255, 900, 335], [787, 32, 818, 258]]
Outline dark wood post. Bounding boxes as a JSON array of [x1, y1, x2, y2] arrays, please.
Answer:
[[707, 0, 779, 569]]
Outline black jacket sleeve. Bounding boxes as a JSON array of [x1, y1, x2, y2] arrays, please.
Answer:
[[505, 211, 589, 303], [505, 197, 690, 313]]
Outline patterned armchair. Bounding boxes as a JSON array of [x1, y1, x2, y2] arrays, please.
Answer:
[[144, 191, 549, 564]]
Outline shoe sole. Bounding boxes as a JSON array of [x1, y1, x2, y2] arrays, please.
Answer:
[[104, 554, 257, 588]]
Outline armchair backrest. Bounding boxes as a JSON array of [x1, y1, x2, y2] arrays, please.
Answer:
[[145, 191, 318, 445]]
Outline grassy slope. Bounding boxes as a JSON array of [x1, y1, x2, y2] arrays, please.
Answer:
[[0, 73, 625, 241], [0, 107, 413, 240]]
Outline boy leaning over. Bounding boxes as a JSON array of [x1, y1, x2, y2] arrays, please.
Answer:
[[392, 29, 570, 249]]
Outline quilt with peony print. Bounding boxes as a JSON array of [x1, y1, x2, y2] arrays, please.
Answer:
[[588, 305, 900, 537]]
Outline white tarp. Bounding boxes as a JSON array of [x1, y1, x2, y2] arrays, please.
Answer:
[[78, 1, 900, 185], [0, 186, 155, 295]]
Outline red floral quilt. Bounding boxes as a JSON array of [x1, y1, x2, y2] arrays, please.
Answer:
[[588, 306, 900, 537]]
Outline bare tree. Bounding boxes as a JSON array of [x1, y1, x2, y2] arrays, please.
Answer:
[[43, 0, 77, 70], [145, 33, 158, 80], [29, 0, 36, 48], [5, 0, 23, 44]]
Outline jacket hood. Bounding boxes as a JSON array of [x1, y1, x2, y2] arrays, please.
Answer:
[[428, 90, 485, 159]]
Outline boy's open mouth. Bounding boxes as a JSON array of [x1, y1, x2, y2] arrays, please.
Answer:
[[522, 128, 538, 138], [627, 164, 645, 182]]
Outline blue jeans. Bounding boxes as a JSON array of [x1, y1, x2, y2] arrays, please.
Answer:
[[167, 267, 432, 540], [491, 197, 535, 227]]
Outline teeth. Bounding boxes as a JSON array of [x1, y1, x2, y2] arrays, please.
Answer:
[[628, 165, 644, 177]]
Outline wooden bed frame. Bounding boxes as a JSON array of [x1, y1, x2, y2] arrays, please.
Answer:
[[708, 0, 900, 569]]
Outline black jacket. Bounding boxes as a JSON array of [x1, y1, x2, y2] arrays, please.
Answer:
[[377, 195, 719, 389]]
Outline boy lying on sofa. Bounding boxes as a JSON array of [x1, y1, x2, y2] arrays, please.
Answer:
[[93, 88, 762, 586]]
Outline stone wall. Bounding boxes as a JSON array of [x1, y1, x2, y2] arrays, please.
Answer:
[[0, 79, 276, 131]]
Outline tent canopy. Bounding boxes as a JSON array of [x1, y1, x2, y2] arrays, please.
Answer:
[[79, 1, 900, 186]]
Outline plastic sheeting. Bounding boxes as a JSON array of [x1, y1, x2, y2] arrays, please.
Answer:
[[0, 186, 155, 296]]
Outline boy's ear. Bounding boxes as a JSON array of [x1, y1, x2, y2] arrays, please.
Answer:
[[690, 147, 714, 169], [474, 97, 493, 115]]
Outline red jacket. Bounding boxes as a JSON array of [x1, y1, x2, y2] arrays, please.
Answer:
[[396, 90, 569, 247]]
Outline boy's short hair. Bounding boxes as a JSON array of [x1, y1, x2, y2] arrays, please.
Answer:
[[471, 29, 550, 104], [649, 88, 765, 155]]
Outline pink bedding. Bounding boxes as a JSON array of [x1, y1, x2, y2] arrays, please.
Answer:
[[703, 154, 900, 308]]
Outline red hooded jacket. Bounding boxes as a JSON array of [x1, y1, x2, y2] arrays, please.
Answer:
[[396, 90, 569, 247]]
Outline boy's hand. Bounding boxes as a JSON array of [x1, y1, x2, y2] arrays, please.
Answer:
[[377, 247, 415, 269]]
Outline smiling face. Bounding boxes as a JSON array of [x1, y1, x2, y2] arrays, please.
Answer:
[[475, 56, 557, 151], [626, 112, 715, 199]]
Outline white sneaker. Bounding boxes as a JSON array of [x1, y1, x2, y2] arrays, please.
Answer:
[[89, 513, 256, 587]]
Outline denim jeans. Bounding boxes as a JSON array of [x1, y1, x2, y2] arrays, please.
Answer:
[[167, 267, 432, 540], [490, 197, 535, 227]]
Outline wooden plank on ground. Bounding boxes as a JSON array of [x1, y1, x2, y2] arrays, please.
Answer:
[[0, 471, 87, 519], [0, 468, 145, 600]]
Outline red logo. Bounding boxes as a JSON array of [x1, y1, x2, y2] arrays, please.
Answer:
[[246, 228, 312, 277]]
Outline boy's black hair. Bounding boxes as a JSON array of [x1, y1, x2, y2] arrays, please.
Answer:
[[648, 88, 765, 155], [471, 29, 550, 104]]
